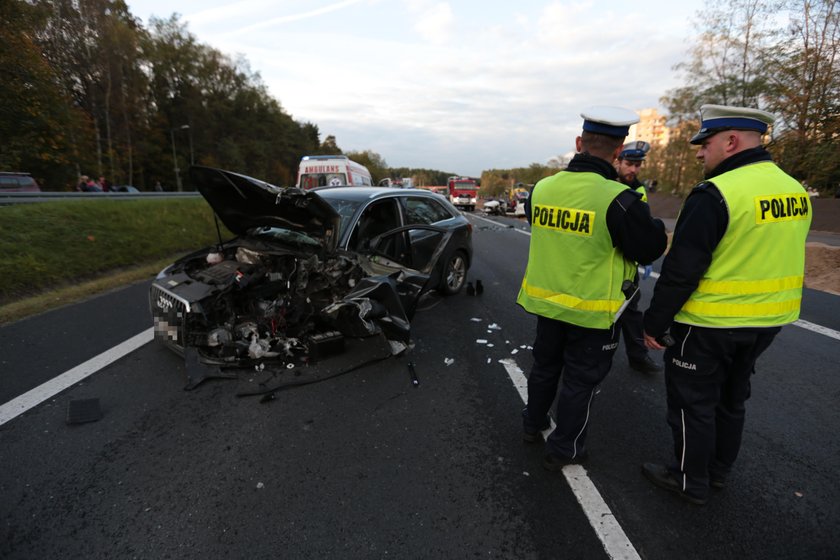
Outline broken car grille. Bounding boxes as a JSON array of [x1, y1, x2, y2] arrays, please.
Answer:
[[151, 284, 188, 348]]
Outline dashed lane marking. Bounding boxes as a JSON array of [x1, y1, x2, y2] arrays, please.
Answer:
[[499, 358, 642, 560], [0, 327, 154, 426]]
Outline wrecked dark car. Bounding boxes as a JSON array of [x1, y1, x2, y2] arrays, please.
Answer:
[[150, 166, 472, 389]]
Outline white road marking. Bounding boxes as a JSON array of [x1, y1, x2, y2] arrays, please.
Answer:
[[499, 358, 642, 560], [794, 319, 840, 340], [0, 327, 154, 426]]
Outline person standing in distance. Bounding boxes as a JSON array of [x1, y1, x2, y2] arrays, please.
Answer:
[[518, 107, 667, 470], [641, 105, 812, 505], [615, 141, 663, 374]]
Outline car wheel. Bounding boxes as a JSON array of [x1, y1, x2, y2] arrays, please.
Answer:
[[440, 250, 468, 295]]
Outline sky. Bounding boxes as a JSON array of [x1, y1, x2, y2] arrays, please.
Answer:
[[125, 0, 703, 177]]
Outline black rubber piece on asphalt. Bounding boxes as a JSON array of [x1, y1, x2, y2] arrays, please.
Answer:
[[66, 398, 103, 424]]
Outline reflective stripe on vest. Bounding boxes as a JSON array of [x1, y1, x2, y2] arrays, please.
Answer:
[[674, 162, 811, 327], [520, 278, 623, 313]]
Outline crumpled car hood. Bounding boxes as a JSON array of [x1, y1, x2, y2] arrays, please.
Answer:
[[190, 166, 340, 253]]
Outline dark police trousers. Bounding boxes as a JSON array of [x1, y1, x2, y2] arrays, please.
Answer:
[[663, 323, 779, 498], [620, 287, 648, 361], [524, 315, 619, 459]]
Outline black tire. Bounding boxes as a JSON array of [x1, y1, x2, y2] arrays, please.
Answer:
[[440, 250, 468, 295]]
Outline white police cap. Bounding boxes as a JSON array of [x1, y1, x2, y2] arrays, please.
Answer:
[[690, 104, 776, 144], [580, 106, 640, 138], [620, 140, 651, 161]]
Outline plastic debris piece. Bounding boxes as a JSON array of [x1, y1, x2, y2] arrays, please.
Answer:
[[523, 471, 530, 477], [444, 358, 455, 366], [471, 318, 482, 322], [487, 343, 494, 348], [794, 491, 803, 497], [488, 323, 501, 330], [286, 363, 295, 369], [487, 358, 491, 364], [408, 362, 420, 387], [256, 482, 265, 489], [476, 339, 488, 344], [511, 349, 519, 354]]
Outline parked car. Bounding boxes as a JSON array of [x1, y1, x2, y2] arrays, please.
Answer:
[[150, 166, 472, 384], [111, 185, 140, 193], [0, 172, 41, 192]]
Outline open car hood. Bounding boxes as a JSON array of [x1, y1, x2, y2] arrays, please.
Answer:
[[190, 166, 340, 253]]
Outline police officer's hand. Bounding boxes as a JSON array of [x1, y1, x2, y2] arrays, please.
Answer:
[[644, 332, 664, 350], [642, 265, 653, 280]]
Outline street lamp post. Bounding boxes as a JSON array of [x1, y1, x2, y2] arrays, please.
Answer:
[[169, 124, 190, 192], [187, 126, 194, 165]]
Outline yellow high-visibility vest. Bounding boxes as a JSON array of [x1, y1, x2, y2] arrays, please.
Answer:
[[517, 171, 636, 328], [675, 161, 811, 327], [636, 184, 648, 202]]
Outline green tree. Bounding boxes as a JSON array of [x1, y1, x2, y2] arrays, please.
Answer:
[[1, 0, 87, 188], [346, 150, 388, 183], [660, 0, 840, 193], [762, 0, 840, 190]]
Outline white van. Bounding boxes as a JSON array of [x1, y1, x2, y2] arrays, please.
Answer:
[[296, 155, 373, 189]]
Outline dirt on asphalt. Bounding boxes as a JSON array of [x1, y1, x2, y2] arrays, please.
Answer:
[[647, 193, 840, 296]]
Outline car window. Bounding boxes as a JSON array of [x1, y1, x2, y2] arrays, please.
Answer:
[[320, 196, 363, 240], [403, 196, 452, 225], [0, 177, 17, 189]]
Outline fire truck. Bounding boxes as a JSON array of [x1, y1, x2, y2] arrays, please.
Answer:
[[447, 176, 478, 212]]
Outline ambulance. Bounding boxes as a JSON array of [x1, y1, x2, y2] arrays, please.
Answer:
[[296, 155, 373, 189]]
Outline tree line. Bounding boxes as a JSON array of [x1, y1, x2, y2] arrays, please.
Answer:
[[0, 0, 467, 191], [2, 1, 328, 190], [649, 0, 839, 196], [481, 0, 839, 198], [3, 1, 836, 195]]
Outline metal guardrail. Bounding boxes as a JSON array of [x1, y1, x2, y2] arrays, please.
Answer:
[[0, 191, 201, 205]]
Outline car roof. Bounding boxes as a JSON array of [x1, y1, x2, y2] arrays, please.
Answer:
[[312, 186, 437, 201]]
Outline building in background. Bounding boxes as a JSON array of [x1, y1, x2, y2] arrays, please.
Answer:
[[628, 108, 670, 147]]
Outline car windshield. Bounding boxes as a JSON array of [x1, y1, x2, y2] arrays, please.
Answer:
[[319, 197, 364, 239], [249, 226, 322, 249]]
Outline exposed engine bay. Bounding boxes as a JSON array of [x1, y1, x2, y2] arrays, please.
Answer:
[[151, 238, 425, 382]]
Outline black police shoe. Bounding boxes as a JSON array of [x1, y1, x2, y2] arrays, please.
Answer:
[[543, 451, 588, 471], [523, 416, 551, 443], [629, 355, 663, 374], [710, 475, 726, 489], [641, 463, 708, 505]]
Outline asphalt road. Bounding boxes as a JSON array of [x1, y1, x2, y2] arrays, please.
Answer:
[[1, 212, 839, 559]]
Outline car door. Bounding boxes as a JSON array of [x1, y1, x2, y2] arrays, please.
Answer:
[[399, 195, 455, 272]]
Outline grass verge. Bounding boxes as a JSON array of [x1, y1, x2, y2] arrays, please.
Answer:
[[0, 197, 231, 325]]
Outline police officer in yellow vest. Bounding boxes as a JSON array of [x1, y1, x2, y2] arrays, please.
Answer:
[[518, 107, 667, 470], [641, 104, 812, 505], [615, 141, 663, 374]]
